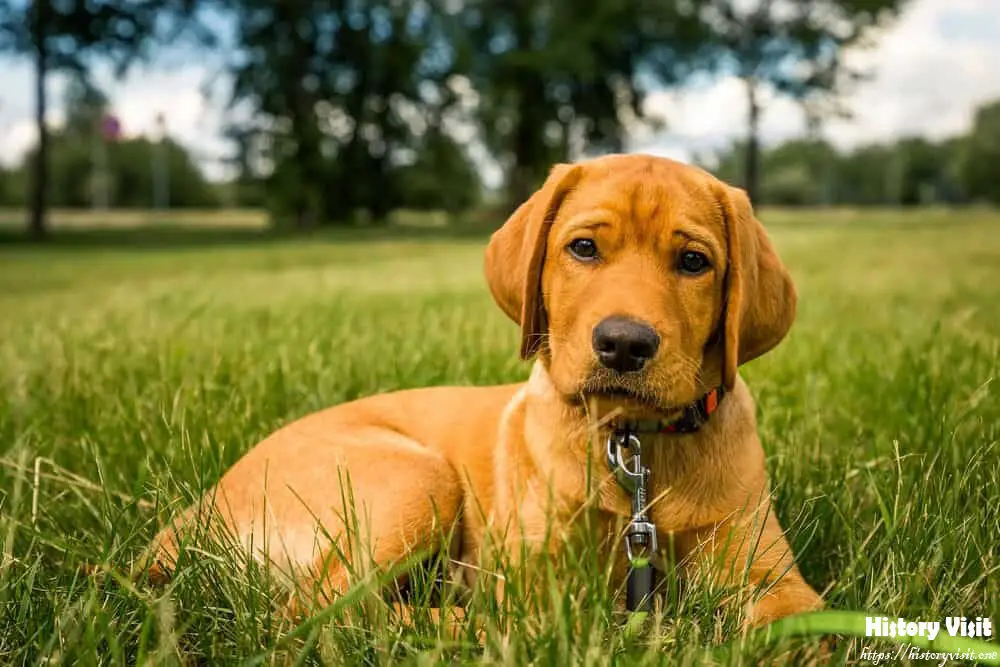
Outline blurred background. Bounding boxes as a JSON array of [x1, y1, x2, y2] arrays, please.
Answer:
[[0, 0, 998, 237]]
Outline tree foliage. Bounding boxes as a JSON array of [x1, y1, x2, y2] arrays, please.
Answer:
[[699, 0, 910, 202], [960, 100, 1000, 205], [4, 0, 996, 231], [208, 0, 714, 224], [462, 0, 707, 209], [220, 0, 476, 227], [704, 106, 994, 208], [3, 80, 218, 209]]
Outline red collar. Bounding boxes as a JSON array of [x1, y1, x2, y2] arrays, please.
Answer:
[[616, 386, 726, 435]]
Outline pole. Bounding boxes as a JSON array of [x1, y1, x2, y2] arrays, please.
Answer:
[[91, 124, 100, 210], [153, 112, 169, 210], [92, 116, 112, 211]]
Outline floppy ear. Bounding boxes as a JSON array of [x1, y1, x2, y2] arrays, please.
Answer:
[[484, 163, 583, 359], [719, 185, 797, 390]]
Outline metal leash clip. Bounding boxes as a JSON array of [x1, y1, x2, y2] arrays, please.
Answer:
[[606, 430, 643, 493], [606, 428, 658, 616]]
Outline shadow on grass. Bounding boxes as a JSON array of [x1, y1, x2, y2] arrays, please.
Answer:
[[0, 222, 498, 254]]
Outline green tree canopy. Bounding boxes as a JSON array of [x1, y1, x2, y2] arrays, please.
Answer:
[[961, 99, 1000, 205]]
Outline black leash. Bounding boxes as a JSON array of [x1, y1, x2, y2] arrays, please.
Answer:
[[605, 428, 657, 618]]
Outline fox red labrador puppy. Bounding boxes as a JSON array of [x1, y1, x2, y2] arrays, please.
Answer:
[[147, 154, 823, 628]]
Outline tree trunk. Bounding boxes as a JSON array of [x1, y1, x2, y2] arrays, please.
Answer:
[[505, 0, 545, 214], [507, 74, 547, 214], [743, 76, 761, 205], [290, 87, 321, 230], [29, 0, 50, 239], [369, 149, 392, 224], [508, 162, 535, 215], [506, 110, 538, 213]]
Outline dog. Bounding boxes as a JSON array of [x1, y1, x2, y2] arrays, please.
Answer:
[[146, 153, 824, 629]]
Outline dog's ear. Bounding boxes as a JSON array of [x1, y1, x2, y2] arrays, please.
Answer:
[[718, 185, 797, 389], [484, 163, 583, 359]]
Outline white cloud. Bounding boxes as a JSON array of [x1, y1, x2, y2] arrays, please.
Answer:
[[825, 0, 1000, 147], [106, 66, 234, 178], [0, 63, 63, 163], [2, 0, 999, 181], [632, 0, 1000, 160], [2, 118, 42, 160], [633, 74, 807, 162]]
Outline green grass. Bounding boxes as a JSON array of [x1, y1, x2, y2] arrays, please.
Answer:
[[1, 209, 998, 665]]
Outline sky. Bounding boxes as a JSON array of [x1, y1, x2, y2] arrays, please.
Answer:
[[1, 0, 998, 188]]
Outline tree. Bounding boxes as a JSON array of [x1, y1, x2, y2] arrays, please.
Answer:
[[212, 0, 707, 224], [10, 82, 219, 209], [222, 0, 475, 227], [763, 138, 839, 205], [884, 137, 957, 206], [0, 0, 208, 237], [700, 0, 908, 204], [395, 128, 482, 214], [960, 99, 1000, 205], [702, 131, 981, 208], [836, 143, 895, 205], [222, 124, 269, 208], [18, 135, 220, 209], [464, 0, 707, 211], [0, 0, 53, 238], [705, 137, 840, 206]]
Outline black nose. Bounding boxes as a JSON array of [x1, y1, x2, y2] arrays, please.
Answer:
[[592, 316, 660, 373]]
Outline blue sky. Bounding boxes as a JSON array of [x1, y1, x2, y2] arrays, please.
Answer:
[[1, 0, 998, 187]]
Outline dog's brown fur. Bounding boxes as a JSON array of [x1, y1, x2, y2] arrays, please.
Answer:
[[146, 154, 823, 628]]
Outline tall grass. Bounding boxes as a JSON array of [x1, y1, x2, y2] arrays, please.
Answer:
[[1, 211, 998, 664]]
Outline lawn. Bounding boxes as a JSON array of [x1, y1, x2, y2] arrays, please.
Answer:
[[1, 209, 998, 665]]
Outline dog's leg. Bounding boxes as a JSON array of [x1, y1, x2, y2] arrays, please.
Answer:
[[675, 496, 823, 628], [146, 427, 464, 631], [278, 440, 464, 620], [286, 492, 468, 640]]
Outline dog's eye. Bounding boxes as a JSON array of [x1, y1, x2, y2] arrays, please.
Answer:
[[678, 250, 710, 275], [567, 238, 599, 261]]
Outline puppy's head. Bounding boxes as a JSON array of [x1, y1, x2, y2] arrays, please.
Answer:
[[484, 154, 796, 418]]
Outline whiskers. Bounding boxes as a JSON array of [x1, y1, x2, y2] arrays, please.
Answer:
[[521, 329, 569, 356], [578, 368, 660, 405], [572, 350, 706, 412]]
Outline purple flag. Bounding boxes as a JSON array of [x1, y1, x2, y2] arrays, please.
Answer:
[[101, 114, 122, 142]]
